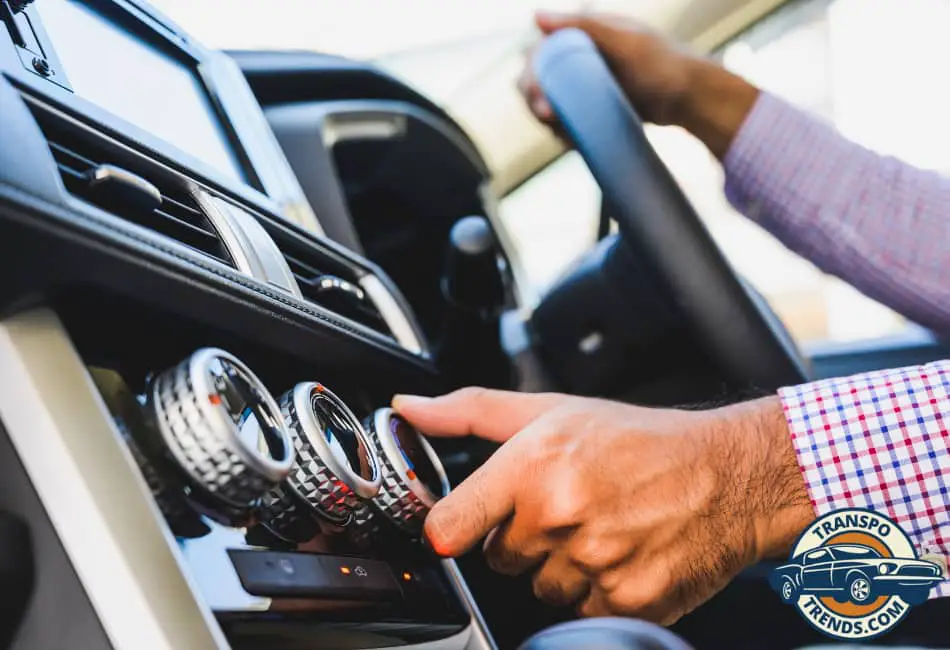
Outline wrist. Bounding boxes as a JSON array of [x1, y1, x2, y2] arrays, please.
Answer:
[[715, 397, 814, 562], [674, 59, 760, 159]]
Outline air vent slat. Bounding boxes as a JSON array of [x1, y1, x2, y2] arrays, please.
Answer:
[[26, 100, 235, 268], [282, 253, 322, 280], [49, 141, 98, 170], [269, 231, 394, 339], [152, 209, 221, 242]]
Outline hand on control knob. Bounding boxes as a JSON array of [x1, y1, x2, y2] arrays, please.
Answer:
[[393, 388, 812, 625]]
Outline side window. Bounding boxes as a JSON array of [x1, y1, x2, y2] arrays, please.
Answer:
[[497, 151, 602, 303], [806, 549, 830, 564], [648, 0, 950, 347]]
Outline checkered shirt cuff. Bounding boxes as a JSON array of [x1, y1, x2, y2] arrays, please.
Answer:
[[781, 362, 950, 598]]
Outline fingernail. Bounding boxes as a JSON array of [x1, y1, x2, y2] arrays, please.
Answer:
[[392, 394, 432, 411], [423, 512, 452, 557], [532, 98, 553, 119]]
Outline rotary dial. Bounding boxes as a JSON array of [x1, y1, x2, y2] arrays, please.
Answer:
[[149, 348, 294, 516], [364, 407, 449, 538], [261, 382, 381, 541]]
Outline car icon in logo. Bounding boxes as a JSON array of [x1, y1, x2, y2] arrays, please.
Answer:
[[772, 508, 947, 640], [770, 543, 943, 607]]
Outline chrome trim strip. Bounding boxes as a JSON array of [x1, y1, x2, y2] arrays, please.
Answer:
[[195, 188, 258, 278], [199, 192, 303, 298], [360, 273, 425, 355], [321, 112, 408, 147], [442, 559, 498, 650], [0, 308, 229, 649]]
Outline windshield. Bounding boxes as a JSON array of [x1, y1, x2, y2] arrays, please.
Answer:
[[829, 546, 881, 560], [144, 0, 714, 187]]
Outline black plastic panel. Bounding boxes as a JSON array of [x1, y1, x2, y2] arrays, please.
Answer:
[[0, 424, 113, 650]]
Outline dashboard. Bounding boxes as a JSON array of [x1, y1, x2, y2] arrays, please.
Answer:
[[0, 1, 501, 648]]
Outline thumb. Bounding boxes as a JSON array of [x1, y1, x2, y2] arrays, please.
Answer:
[[393, 388, 561, 443]]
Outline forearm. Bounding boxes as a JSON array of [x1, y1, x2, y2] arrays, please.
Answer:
[[723, 93, 950, 332], [672, 65, 950, 333], [675, 60, 760, 160]]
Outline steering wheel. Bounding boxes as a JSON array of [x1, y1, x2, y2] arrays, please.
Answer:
[[534, 29, 808, 390]]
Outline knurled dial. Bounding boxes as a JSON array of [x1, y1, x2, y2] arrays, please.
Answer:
[[149, 348, 294, 512], [364, 407, 450, 538], [261, 382, 381, 539]]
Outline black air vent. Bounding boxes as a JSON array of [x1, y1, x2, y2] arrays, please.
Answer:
[[28, 101, 234, 267], [271, 231, 392, 338]]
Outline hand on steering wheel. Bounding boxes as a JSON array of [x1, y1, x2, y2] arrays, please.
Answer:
[[520, 13, 700, 136], [520, 15, 808, 391]]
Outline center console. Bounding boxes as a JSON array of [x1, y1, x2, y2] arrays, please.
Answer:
[[0, 1, 492, 648]]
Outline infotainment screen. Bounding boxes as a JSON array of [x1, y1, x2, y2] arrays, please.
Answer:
[[34, 0, 247, 184]]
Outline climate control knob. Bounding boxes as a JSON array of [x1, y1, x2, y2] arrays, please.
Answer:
[[261, 382, 380, 541], [364, 408, 449, 538], [149, 348, 294, 518]]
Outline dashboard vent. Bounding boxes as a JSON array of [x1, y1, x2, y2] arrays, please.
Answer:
[[270, 231, 392, 338], [27, 101, 234, 267]]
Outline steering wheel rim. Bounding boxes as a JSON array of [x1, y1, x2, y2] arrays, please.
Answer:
[[534, 29, 808, 391]]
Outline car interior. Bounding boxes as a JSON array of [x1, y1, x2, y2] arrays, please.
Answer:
[[0, 0, 946, 649]]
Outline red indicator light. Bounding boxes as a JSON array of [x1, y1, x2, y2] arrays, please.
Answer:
[[340, 566, 351, 575]]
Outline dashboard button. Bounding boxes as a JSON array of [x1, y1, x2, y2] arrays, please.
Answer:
[[228, 550, 401, 601]]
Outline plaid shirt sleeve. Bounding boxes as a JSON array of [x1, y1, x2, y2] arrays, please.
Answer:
[[723, 92, 950, 334], [723, 92, 950, 598]]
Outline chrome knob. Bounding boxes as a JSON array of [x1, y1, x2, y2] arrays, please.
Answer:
[[364, 408, 449, 538], [261, 382, 380, 540], [149, 348, 294, 516]]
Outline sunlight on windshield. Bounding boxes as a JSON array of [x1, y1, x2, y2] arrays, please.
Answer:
[[148, 0, 578, 59]]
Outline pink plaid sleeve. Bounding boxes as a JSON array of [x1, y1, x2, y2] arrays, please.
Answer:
[[780, 362, 950, 597], [723, 92, 950, 334], [723, 93, 950, 597]]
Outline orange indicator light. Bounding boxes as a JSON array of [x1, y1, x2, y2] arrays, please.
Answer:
[[208, 394, 222, 405], [402, 572, 413, 582], [340, 566, 351, 575], [406, 470, 417, 481]]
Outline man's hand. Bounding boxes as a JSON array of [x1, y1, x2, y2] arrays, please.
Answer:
[[393, 389, 813, 624], [518, 11, 761, 158]]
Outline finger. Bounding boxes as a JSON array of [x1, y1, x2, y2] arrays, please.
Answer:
[[532, 551, 591, 607], [531, 96, 554, 121], [578, 586, 613, 618], [393, 388, 561, 442], [483, 512, 552, 576], [424, 437, 530, 556]]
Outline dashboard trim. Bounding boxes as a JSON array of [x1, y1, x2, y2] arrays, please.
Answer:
[[0, 307, 229, 649], [1, 79, 431, 366]]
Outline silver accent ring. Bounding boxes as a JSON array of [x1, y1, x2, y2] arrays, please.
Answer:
[[368, 407, 450, 536], [151, 348, 294, 509], [278, 382, 381, 525]]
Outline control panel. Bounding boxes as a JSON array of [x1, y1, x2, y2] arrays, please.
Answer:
[[89, 347, 469, 648]]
